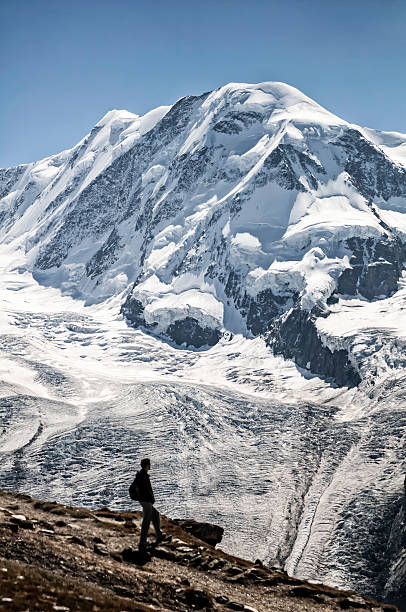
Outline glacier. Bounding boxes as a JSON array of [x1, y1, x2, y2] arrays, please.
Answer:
[[0, 81, 406, 605]]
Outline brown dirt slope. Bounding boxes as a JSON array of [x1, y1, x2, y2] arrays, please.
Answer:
[[0, 490, 398, 612]]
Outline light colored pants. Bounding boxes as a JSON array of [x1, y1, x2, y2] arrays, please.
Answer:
[[139, 501, 161, 550]]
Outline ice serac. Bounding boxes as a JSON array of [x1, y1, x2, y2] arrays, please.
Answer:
[[1, 83, 406, 386]]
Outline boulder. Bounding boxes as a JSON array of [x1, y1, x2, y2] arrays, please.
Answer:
[[184, 588, 213, 609], [173, 519, 224, 546], [121, 547, 150, 565], [10, 516, 34, 530]]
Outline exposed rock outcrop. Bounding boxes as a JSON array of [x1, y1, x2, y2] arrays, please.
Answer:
[[337, 236, 406, 300], [173, 518, 224, 546], [166, 317, 222, 348], [266, 304, 361, 387]]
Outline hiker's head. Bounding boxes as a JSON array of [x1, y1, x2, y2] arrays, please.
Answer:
[[141, 458, 151, 471]]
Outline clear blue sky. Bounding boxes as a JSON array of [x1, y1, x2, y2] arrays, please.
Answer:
[[1, 0, 406, 168]]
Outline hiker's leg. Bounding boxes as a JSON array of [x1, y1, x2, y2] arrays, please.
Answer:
[[139, 502, 153, 550], [151, 505, 161, 538]]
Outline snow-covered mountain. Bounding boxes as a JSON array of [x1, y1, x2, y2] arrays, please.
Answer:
[[1, 81, 406, 605], [2, 82, 406, 387]]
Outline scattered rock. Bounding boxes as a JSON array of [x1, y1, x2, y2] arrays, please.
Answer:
[[227, 571, 247, 584], [66, 523, 81, 530], [10, 513, 26, 521], [215, 595, 229, 604], [225, 566, 243, 576], [189, 554, 204, 567], [39, 520, 55, 531], [121, 547, 150, 565], [264, 573, 302, 587], [55, 520, 67, 528], [0, 489, 396, 611], [93, 543, 109, 556], [338, 596, 371, 609], [10, 516, 34, 530], [175, 545, 196, 553], [69, 535, 86, 547], [171, 538, 188, 546], [96, 510, 125, 522], [226, 602, 245, 611], [153, 545, 180, 562], [73, 511, 91, 519], [50, 507, 67, 516], [113, 586, 133, 598], [248, 568, 269, 579], [207, 558, 226, 570], [288, 585, 325, 602], [184, 587, 213, 609], [39, 503, 57, 512]]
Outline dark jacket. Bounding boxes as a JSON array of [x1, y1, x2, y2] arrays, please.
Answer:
[[135, 468, 155, 504]]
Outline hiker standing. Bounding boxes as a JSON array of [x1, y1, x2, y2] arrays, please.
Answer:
[[132, 458, 163, 552]]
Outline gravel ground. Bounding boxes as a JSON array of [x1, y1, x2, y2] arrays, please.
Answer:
[[0, 490, 398, 612]]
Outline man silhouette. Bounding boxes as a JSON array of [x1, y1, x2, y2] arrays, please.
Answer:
[[134, 458, 164, 552]]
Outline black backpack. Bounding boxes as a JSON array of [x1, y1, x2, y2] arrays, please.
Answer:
[[129, 476, 139, 501]]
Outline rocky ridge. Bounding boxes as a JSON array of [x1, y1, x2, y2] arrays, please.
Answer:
[[0, 490, 400, 612]]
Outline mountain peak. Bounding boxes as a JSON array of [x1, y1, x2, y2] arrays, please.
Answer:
[[205, 80, 346, 126], [95, 108, 140, 127]]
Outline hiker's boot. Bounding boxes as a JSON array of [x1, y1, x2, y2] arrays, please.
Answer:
[[154, 532, 164, 545]]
